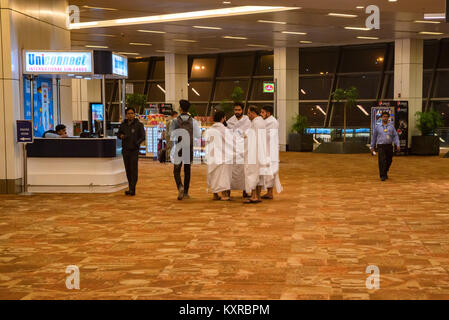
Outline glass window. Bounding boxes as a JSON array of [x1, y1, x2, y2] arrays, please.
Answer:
[[340, 45, 386, 72], [384, 74, 394, 100], [152, 59, 165, 79], [128, 61, 149, 80], [188, 82, 212, 101], [213, 80, 249, 101], [346, 103, 372, 128], [337, 74, 380, 99], [255, 54, 274, 76], [147, 82, 165, 102], [423, 71, 432, 98], [434, 71, 449, 98], [105, 82, 115, 102], [127, 81, 145, 95], [299, 76, 332, 100], [432, 101, 449, 127], [191, 58, 217, 79], [190, 104, 208, 117], [299, 103, 327, 127], [251, 79, 275, 101], [218, 54, 253, 77], [299, 48, 337, 74], [424, 40, 438, 69], [438, 40, 449, 69], [386, 45, 395, 71]]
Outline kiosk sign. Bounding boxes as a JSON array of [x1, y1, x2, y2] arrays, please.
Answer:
[[16, 120, 33, 143], [24, 51, 93, 74], [112, 54, 128, 77], [263, 82, 275, 93]]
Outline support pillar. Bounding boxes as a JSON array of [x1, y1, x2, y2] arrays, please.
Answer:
[[274, 47, 299, 151], [394, 39, 423, 147], [165, 54, 188, 111]]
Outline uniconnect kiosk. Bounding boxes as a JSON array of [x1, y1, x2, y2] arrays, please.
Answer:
[[22, 50, 129, 193]]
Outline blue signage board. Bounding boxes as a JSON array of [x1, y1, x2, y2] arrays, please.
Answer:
[[23, 76, 54, 138], [17, 120, 33, 143], [23, 51, 93, 74], [112, 54, 128, 77]]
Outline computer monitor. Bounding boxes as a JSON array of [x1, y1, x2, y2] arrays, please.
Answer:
[[89, 103, 104, 134]]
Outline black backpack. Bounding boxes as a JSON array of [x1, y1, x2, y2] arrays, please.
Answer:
[[176, 116, 194, 146]]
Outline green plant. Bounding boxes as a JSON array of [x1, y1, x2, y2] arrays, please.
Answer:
[[291, 114, 308, 135], [231, 86, 245, 104], [331, 86, 359, 142], [189, 105, 199, 117], [416, 109, 443, 136], [126, 93, 147, 114], [218, 99, 234, 117]]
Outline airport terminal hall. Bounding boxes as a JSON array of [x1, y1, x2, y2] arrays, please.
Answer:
[[2, 0, 449, 302]]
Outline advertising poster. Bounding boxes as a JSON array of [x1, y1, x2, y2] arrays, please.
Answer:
[[395, 101, 409, 154], [24, 76, 54, 138]]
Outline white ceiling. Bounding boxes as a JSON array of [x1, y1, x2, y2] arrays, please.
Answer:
[[69, 0, 449, 57]]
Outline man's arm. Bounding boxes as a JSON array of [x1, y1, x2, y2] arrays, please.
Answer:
[[392, 126, 400, 150], [136, 122, 146, 146], [118, 123, 125, 140], [370, 126, 378, 150]]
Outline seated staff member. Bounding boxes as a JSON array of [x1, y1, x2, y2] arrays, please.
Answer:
[[118, 107, 146, 196], [370, 111, 400, 181], [43, 124, 69, 138]]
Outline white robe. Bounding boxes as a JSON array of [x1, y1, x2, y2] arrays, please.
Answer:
[[244, 116, 273, 193], [206, 123, 233, 194], [226, 115, 251, 190], [264, 116, 283, 193]]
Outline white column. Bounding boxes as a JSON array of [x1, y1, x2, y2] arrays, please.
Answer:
[[165, 54, 188, 111], [274, 47, 299, 151], [394, 39, 423, 146], [0, 0, 71, 193]]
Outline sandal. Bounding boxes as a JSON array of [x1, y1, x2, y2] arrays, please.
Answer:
[[261, 195, 273, 200], [244, 199, 261, 204]]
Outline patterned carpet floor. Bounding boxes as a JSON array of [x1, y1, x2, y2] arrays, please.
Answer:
[[1, 152, 449, 300]]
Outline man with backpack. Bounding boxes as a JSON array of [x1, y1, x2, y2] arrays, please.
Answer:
[[170, 100, 201, 200]]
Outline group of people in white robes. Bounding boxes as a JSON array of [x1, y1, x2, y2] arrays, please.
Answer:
[[206, 104, 282, 203]]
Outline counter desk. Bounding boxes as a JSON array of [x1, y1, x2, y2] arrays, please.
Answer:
[[26, 138, 127, 193]]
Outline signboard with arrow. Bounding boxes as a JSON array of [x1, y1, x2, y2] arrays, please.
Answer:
[[16, 120, 33, 143]]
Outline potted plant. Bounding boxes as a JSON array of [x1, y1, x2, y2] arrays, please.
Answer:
[[411, 109, 443, 155], [288, 114, 313, 152], [126, 93, 147, 114], [217, 86, 245, 117], [331, 86, 359, 143]]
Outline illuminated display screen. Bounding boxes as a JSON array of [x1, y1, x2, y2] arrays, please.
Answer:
[[112, 54, 128, 77]]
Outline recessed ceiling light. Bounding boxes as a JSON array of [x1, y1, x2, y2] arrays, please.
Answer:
[[328, 13, 358, 18], [85, 45, 109, 49], [282, 31, 307, 35], [388, 0, 397, 2], [419, 31, 444, 35], [223, 35, 248, 40], [91, 33, 116, 37], [129, 42, 153, 46], [414, 20, 441, 24], [193, 25, 223, 30], [257, 20, 287, 24], [356, 6, 364, 9], [248, 44, 270, 47], [173, 39, 198, 42], [357, 36, 380, 40], [70, 6, 299, 29], [223, 1, 232, 4], [300, 40, 313, 44], [82, 5, 117, 11], [117, 52, 140, 55], [345, 26, 370, 31], [424, 13, 445, 20], [137, 29, 166, 34]]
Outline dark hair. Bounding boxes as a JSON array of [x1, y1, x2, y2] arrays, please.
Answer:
[[171, 110, 179, 117], [55, 124, 66, 132], [262, 105, 273, 115], [213, 111, 226, 123], [381, 111, 390, 117], [248, 105, 260, 115], [179, 99, 191, 112], [126, 107, 136, 114], [234, 103, 243, 109]]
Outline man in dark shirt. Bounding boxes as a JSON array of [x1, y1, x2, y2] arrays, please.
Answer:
[[170, 100, 201, 200], [118, 107, 146, 196]]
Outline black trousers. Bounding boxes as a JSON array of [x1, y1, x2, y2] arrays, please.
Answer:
[[174, 163, 191, 194], [377, 144, 394, 179], [123, 149, 139, 192]]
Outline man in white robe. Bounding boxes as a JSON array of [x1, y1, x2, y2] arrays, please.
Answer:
[[226, 103, 251, 197], [244, 106, 273, 203], [206, 111, 233, 201], [261, 105, 283, 199]]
